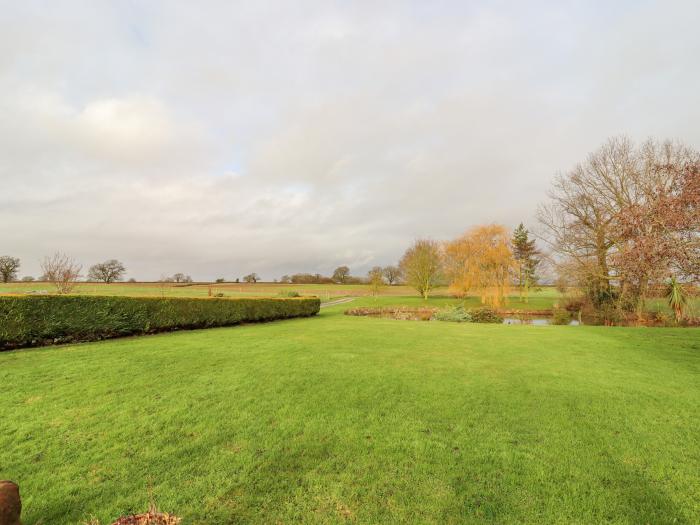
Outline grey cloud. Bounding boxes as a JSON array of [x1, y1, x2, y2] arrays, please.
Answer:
[[1, 1, 699, 280]]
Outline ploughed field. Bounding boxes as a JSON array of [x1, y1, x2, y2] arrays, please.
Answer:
[[1, 301, 699, 524]]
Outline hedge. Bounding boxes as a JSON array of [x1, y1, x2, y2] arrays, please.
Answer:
[[0, 295, 320, 349]]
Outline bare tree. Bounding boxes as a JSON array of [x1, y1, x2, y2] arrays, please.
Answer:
[[87, 259, 126, 284], [41, 252, 82, 294], [382, 265, 402, 285], [243, 273, 259, 283], [538, 136, 699, 309], [399, 239, 442, 299], [332, 266, 350, 284], [172, 273, 186, 283], [367, 266, 385, 296], [0, 256, 20, 283]]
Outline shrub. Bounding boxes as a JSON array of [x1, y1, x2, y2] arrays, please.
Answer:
[[434, 305, 472, 322], [277, 290, 301, 297], [468, 306, 503, 324], [0, 295, 320, 349], [551, 308, 572, 325]]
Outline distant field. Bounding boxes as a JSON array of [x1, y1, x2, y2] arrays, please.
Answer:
[[2, 282, 696, 316]]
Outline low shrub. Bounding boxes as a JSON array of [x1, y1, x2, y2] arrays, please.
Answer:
[[277, 290, 301, 297], [468, 306, 503, 324], [434, 305, 472, 323], [551, 308, 572, 325], [0, 295, 320, 349]]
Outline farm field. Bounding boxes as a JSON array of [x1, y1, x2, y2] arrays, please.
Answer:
[[1, 302, 699, 524]]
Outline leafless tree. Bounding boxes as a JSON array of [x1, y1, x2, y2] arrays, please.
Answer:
[[0, 256, 20, 283], [243, 273, 259, 283], [399, 239, 442, 299], [332, 266, 350, 284], [382, 265, 402, 285], [87, 259, 126, 283], [538, 136, 699, 308], [41, 252, 82, 294], [367, 266, 385, 296]]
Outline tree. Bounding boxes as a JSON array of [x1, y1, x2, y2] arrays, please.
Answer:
[[332, 266, 350, 284], [41, 252, 81, 294], [215, 278, 225, 283], [0, 256, 20, 283], [538, 136, 699, 311], [243, 273, 259, 283], [279, 275, 291, 284], [399, 239, 442, 299], [172, 273, 186, 283], [383, 265, 402, 285], [444, 225, 514, 307], [511, 224, 541, 303], [367, 266, 385, 296], [87, 259, 126, 284], [21, 276, 35, 282]]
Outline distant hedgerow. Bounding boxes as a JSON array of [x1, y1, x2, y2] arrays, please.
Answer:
[[0, 295, 320, 349]]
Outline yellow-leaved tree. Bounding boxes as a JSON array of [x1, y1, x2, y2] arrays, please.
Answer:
[[444, 224, 514, 307]]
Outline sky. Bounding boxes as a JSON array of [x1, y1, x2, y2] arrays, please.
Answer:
[[1, 0, 699, 281]]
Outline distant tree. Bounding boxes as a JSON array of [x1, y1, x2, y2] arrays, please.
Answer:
[[243, 273, 259, 283], [21, 276, 35, 282], [367, 266, 385, 296], [41, 252, 81, 294], [127, 277, 137, 283], [235, 278, 240, 283], [383, 265, 402, 285], [172, 273, 186, 283], [511, 224, 541, 303], [332, 266, 350, 284], [279, 275, 292, 284], [182, 275, 193, 283], [399, 239, 442, 299], [215, 278, 225, 283], [87, 259, 126, 284], [0, 256, 20, 283]]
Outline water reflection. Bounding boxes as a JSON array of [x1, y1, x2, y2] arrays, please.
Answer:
[[503, 317, 580, 326]]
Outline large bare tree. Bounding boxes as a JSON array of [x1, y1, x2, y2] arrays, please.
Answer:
[[399, 239, 442, 299], [87, 259, 126, 284], [538, 136, 699, 309], [0, 256, 20, 283], [41, 253, 82, 294]]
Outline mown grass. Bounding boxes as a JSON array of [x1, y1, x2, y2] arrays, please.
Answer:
[[1, 306, 698, 524]]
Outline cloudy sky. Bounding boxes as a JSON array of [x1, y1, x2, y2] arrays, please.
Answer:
[[2, 1, 699, 280]]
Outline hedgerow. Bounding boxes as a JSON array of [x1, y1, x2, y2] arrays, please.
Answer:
[[0, 295, 320, 349]]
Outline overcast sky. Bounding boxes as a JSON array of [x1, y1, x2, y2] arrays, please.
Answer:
[[2, 1, 699, 280]]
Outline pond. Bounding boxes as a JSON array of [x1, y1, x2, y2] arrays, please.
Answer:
[[502, 317, 580, 326]]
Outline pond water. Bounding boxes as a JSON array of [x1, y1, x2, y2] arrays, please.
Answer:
[[502, 317, 580, 326]]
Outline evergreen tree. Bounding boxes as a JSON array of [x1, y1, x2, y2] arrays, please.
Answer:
[[512, 223, 540, 302]]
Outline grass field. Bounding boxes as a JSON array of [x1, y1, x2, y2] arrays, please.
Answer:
[[1, 301, 699, 524]]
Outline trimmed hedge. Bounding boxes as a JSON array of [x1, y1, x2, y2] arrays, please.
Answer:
[[0, 295, 320, 349]]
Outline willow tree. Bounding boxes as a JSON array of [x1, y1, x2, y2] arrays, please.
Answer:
[[444, 224, 514, 307], [399, 239, 442, 299]]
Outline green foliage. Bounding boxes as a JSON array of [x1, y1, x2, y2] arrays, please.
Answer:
[[277, 290, 301, 297], [551, 308, 572, 325], [666, 277, 687, 323], [0, 295, 320, 349], [434, 305, 472, 322], [468, 306, 503, 323]]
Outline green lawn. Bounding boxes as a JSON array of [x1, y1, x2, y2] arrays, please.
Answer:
[[1, 307, 699, 524]]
